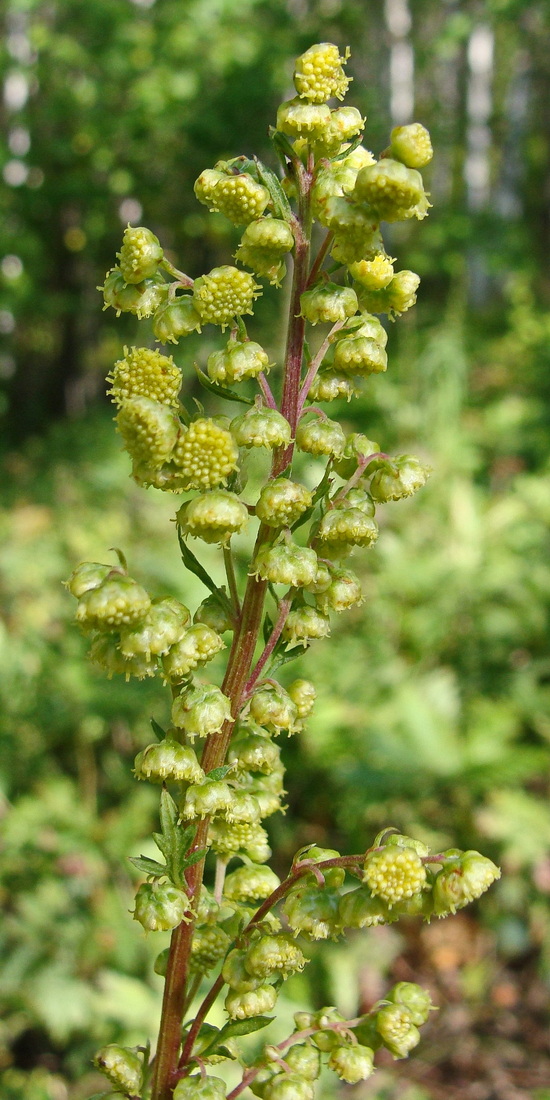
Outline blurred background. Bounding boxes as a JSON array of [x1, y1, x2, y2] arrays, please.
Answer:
[[1, 0, 550, 1098]]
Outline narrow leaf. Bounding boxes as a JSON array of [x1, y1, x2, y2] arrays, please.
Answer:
[[128, 855, 167, 878], [217, 1017, 275, 1041], [177, 527, 222, 597], [254, 158, 292, 220], [207, 765, 232, 781], [153, 832, 170, 860], [150, 717, 167, 742], [271, 643, 310, 673], [182, 847, 209, 870], [195, 366, 253, 406]]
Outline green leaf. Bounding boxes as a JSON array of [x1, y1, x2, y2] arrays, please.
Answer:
[[128, 854, 167, 877], [254, 157, 292, 220], [207, 765, 232, 781], [195, 366, 253, 406], [150, 717, 167, 741], [270, 641, 310, 674], [292, 462, 332, 533], [217, 1016, 275, 1040], [177, 526, 223, 597], [153, 831, 170, 860], [181, 847, 209, 870]]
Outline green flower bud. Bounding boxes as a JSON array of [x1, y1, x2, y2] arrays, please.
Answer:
[[282, 606, 331, 646], [228, 728, 281, 774], [287, 679, 316, 719], [294, 42, 350, 103], [344, 310, 388, 345], [231, 407, 292, 450], [310, 1008, 346, 1051], [316, 194, 378, 237], [207, 338, 270, 385], [433, 851, 500, 916], [307, 371, 359, 403], [173, 1074, 227, 1100], [331, 335, 387, 377], [370, 455, 431, 502], [194, 168, 228, 209], [88, 634, 157, 681], [251, 542, 318, 588], [294, 844, 345, 887], [133, 880, 190, 931], [194, 593, 234, 633], [134, 739, 205, 784], [171, 417, 240, 490], [300, 282, 358, 325], [256, 479, 312, 528], [277, 97, 332, 139], [328, 1044, 375, 1083], [162, 624, 225, 682], [222, 948, 264, 992], [94, 1044, 143, 1095], [317, 506, 378, 549], [238, 218, 294, 254], [375, 1003, 420, 1058], [172, 683, 232, 738], [130, 276, 168, 320], [249, 685, 298, 733], [119, 596, 191, 658], [387, 981, 434, 1026], [76, 573, 151, 631], [182, 778, 233, 820], [235, 244, 288, 286], [118, 225, 163, 284], [295, 416, 346, 459], [101, 265, 145, 315], [193, 266, 261, 329], [334, 434, 380, 480], [65, 561, 113, 599], [282, 884, 342, 939], [263, 1074, 314, 1100], [353, 158, 430, 221], [208, 820, 271, 862], [213, 173, 271, 226], [390, 122, 433, 168], [116, 396, 180, 470], [190, 924, 232, 971], [329, 106, 364, 142], [285, 1044, 321, 1081], [304, 561, 332, 594], [225, 983, 278, 1020], [316, 567, 363, 613], [383, 831, 430, 856], [363, 847, 427, 909], [349, 254, 394, 289], [224, 863, 281, 903], [177, 490, 248, 546], [153, 296, 202, 343], [224, 790, 262, 825], [154, 946, 170, 976], [245, 933, 308, 980], [338, 885, 391, 928]]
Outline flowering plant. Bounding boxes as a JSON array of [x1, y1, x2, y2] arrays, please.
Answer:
[[67, 42, 499, 1100]]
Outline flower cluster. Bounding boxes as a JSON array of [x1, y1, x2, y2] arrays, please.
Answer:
[[78, 39, 501, 1100]]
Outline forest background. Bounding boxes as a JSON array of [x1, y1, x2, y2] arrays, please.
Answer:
[[1, 1, 550, 1099]]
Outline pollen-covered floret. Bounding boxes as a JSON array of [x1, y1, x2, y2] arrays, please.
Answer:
[[208, 820, 271, 863], [171, 417, 239, 490], [213, 174, 271, 226], [76, 573, 151, 630], [231, 407, 292, 450], [363, 846, 427, 908], [300, 282, 358, 325], [189, 925, 232, 972], [117, 225, 164, 284], [207, 339, 270, 385], [107, 346, 182, 408], [282, 605, 331, 646], [193, 266, 261, 329], [353, 158, 430, 222], [255, 478, 312, 527], [390, 122, 433, 168], [332, 335, 388, 376], [294, 42, 351, 103], [177, 490, 249, 545], [162, 624, 225, 681]]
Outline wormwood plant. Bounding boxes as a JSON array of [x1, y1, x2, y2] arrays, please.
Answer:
[[66, 43, 500, 1100]]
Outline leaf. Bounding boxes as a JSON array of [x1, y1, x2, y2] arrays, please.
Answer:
[[150, 717, 167, 742], [292, 463, 332, 533], [270, 642, 310, 674], [128, 854, 167, 878], [195, 366, 253, 406], [153, 831, 170, 860], [207, 765, 232, 781], [217, 1016, 275, 1041], [181, 847, 209, 870], [177, 526, 223, 597], [254, 157, 292, 220]]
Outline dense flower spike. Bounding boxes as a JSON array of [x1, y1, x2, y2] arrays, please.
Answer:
[[81, 43, 501, 1100]]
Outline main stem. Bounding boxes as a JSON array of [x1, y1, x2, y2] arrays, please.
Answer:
[[151, 164, 313, 1100]]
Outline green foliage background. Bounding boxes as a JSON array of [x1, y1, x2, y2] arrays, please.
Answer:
[[1, 1, 550, 1097]]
